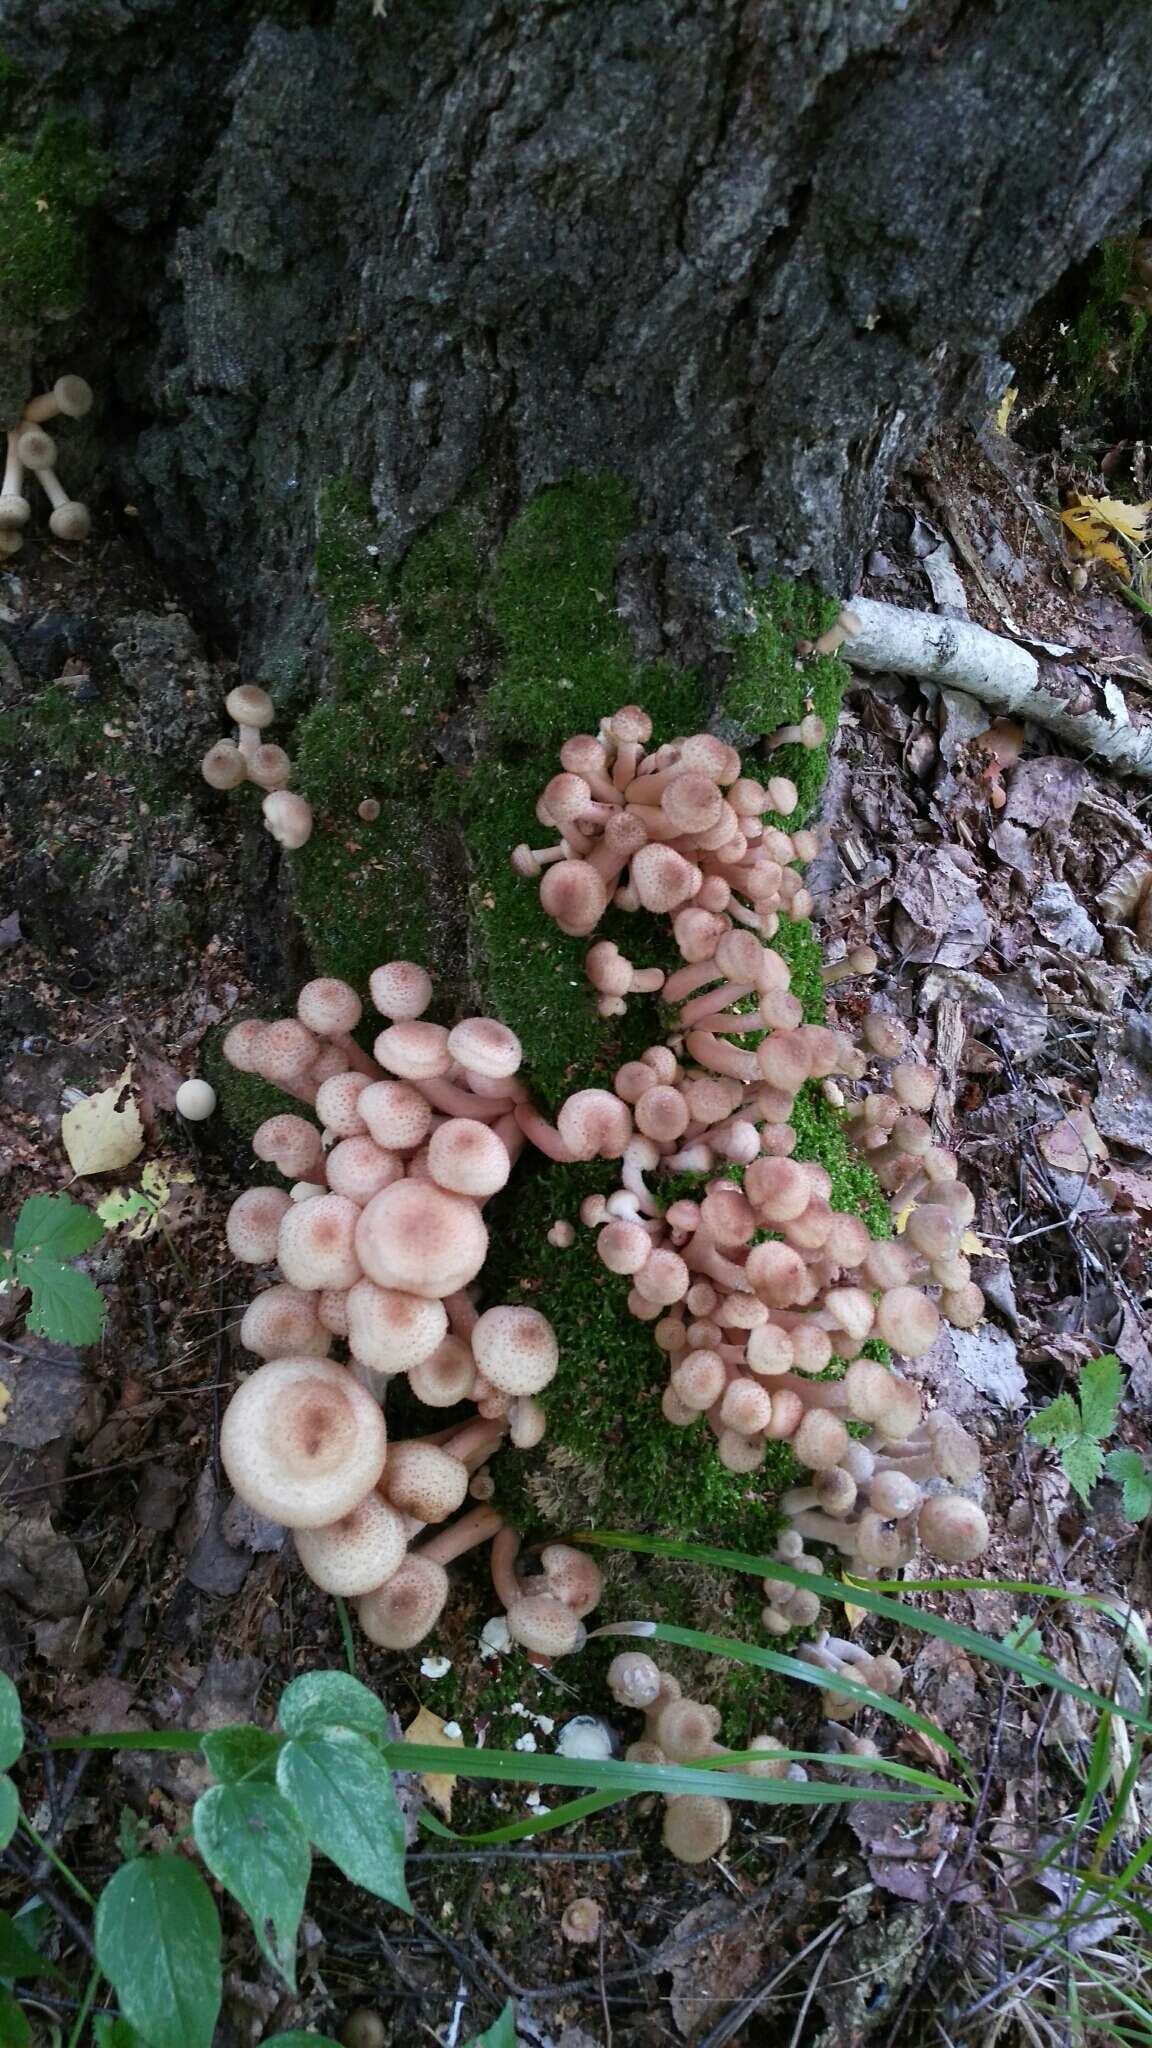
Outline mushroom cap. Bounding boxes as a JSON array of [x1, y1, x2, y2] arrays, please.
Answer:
[[744, 1240, 809, 1306], [446, 1016, 522, 1080], [49, 499, 90, 542], [15, 427, 55, 471], [357, 1079, 434, 1151], [662, 1794, 731, 1864], [175, 1077, 217, 1120], [240, 1285, 332, 1360], [597, 1219, 654, 1275], [357, 1555, 449, 1648], [539, 861, 609, 936], [381, 1441, 470, 1522], [873, 1286, 941, 1360], [471, 1305, 559, 1394], [225, 684, 275, 728], [0, 494, 30, 529], [253, 1112, 323, 1178], [793, 1408, 851, 1472], [222, 1019, 269, 1074], [315, 1070, 372, 1137], [277, 1193, 363, 1292], [671, 1350, 727, 1411], [369, 960, 433, 1020], [557, 1088, 633, 1161], [917, 1493, 990, 1563], [355, 1179, 488, 1298], [247, 744, 292, 790], [262, 792, 313, 849], [868, 1469, 922, 1518], [607, 1651, 663, 1709], [226, 1186, 292, 1264], [294, 1492, 408, 1595], [505, 1593, 585, 1657], [540, 1544, 603, 1617], [220, 1357, 388, 1527], [630, 843, 700, 913], [346, 1278, 448, 1373], [427, 1118, 511, 1198], [256, 1019, 318, 1084], [655, 1697, 722, 1761], [201, 740, 248, 790], [373, 1020, 452, 1081], [296, 977, 362, 1038], [325, 1136, 405, 1203], [408, 1334, 476, 1408], [317, 1287, 351, 1336], [51, 374, 94, 418]]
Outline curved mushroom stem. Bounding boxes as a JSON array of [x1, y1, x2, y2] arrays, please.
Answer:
[[323, 1034, 382, 1080], [443, 1289, 478, 1340], [421, 1075, 516, 1121], [514, 1101, 576, 1162], [418, 1505, 505, 1565], [442, 1417, 508, 1469], [490, 1524, 525, 1610], [786, 1509, 860, 1555]]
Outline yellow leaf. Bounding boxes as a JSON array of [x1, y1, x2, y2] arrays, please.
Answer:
[[1083, 494, 1150, 546], [994, 385, 1018, 435], [892, 1199, 914, 1235], [1061, 495, 1141, 580], [61, 1065, 145, 1177], [0, 1382, 10, 1427], [840, 1576, 869, 1632], [403, 1705, 462, 1816]]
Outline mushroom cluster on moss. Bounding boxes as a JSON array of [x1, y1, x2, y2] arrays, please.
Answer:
[[0, 374, 93, 556], [220, 964, 565, 1649], [201, 685, 314, 849], [510, 707, 991, 1580]]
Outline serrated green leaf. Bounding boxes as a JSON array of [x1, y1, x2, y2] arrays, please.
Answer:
[[467, 2001, 519, 2048], [0, 1674, 23, 1772], [0, 1988, 30, 2047], [201, 1725, 281, 1783], [278, 1670, 389, 1741], [193, 1781, 308, 1989], [12, 1194, 103, 1262], [1078, 1353, 1124, 1440], [1027, 1393, 1081, 1448], [1104, 1449, 1152, 1524], [0, 1907, 64, 1982], [0, 1778, 17, 1852], [1062, 1433, 1106, 1505], [95, 1855, 221, 2048], [276, 1727, 409, 1912], [21, 1256, 106, 1347]]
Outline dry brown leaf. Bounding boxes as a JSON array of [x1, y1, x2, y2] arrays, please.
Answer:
[[1037, 1107, 1107, 1177], [403, 1704, 462, 1816], [61, 1065, 145, 1177]]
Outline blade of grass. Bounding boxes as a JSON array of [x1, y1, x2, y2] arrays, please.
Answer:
[[421, 1791, 625, 1844], [387, 1743, 952, 1807], [575, 1531, 1152, 1739]]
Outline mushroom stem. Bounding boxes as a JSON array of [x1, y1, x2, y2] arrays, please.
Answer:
[[490, 1524, 524, 1610], [442, 1417, 508, 1469], [0, 433, 29, 529], [30, 465, 90, 541], [418, 1505, 505, 1566], [420, 1075, 515, 1121], [22, 375, 93, 424], [324, 1034, 382, 1080], [514, 1101, 576, 1162]]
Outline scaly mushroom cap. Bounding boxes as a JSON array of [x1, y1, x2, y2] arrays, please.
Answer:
[[346, 1279, 448, 1373], [297, 977, 362, 1038], [357, 1079, 434, 1152], [315, 1071, 372, 1137], [247, 743, 292, 791], [325, 1137, 404, 1203], [381, 1441, 470, 1522], [917, 1493, 990, 1563], [506, 1594, 586, 1657], [654, 1697, 722, 1761], [407, 1334, 476, 1408], [262, 791, 313, 849], [556, 1089, 633, 1160], [539, 861, 609, 937], [255, 1019, 318, 1085], [630, 843, 701, 913], [427, 1118, 511, 1198], [294, 1492, 408, 1595], [793, 1409, 851, 1472], [874, 1286, 941, 1359], [221, 1019, 269, 1074], [373, 1019, 452, 1080], [220, 1357, 388, 1527], [355, 1180, 488, 1298], [471, 1305, 559, 1395], [357, 1555, 449, 1648], [662, 1794, 731, 1864], [369, 960, 433, 1020], [253, 1113, 324, 1179], [446, 1016, 522, 1080], [226, 1186, 292, 1263], [240, 1285, 332, 1359], [201, 740, 248, 790], [607, 1651, 663, 1708], [539, 1544, 603, 1617], [225, 684, 275, 728], [277, 1193, 363, 1292]]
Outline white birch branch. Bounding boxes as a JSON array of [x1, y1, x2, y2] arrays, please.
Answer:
[[843, 595, 1152, 779]]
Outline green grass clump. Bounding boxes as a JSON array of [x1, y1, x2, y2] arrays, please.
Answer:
[[0, 116, 104, 321]]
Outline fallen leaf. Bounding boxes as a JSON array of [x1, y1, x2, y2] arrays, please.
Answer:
[[1037, 1107, 1107, 1176], [1074, 493, 1150, 546], [994, 385, 1018, 435], [403, 1705, 462, 1816], [61, 1066, 144, 1177], [0, 1382, 10, 1427], [1061, 492, 1149, 579]]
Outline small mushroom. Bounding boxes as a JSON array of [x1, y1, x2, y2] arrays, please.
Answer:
[[262, 791, 314, 849]]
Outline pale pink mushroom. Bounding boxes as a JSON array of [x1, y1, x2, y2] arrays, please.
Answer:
[[239, 1285, 332, 1359], [324, 1137, 404, 1203], [220, 1357, 387, 1527], [426, 1118, 512, 1198], [355, 1180, 488, 1298], [277, 1193, 363, 1291], [227, 1187, 293, 1264], [346, 1279, 448, 1374]]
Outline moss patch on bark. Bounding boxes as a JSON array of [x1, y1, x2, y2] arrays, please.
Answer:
[[0, 116, 104, 321]]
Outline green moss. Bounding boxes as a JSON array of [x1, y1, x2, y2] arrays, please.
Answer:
[[0, 116, 104, 322], [723, 577, 847, 822], [202, 1027, 291, 1141], [0, 683, 108, 774], [1060, 239, 1150, 410]]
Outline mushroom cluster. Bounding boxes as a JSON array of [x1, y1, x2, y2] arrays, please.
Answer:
[[510, 707, 990, 1578], [0, 375, 93, 556], [220, 964, 564, 1648], [201, 685, 314, 850], [489, 1526, 605, 1659], [606, 1649, 806, 1863]]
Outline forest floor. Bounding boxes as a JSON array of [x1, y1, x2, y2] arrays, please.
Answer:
[[2, 381, 1152, 2045]]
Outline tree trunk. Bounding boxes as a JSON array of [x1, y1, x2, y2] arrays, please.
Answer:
[[5, 0, 1152, 664]]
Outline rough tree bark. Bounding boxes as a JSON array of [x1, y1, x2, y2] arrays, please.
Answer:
[[5, 0, 1152, 667]]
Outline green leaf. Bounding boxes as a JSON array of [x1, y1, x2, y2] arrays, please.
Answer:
[[93, 2021, 144, 2048], [467, 2001, 519, 2048], [278, 1670, 389, 1741], [21, 1256, 107, 1346], [276, 1727, 410, 1912], [95, 1855, 222, 2048], [0, 1778, 17, 1852], [12, 1194, 103, 1262], [192, 1782, 309, 1989], [1104, 1448, 1152, 1523], [1078, 1353, 1124, 1439], [394, 1742, 958, 1805], [260, 2037, 343, 2047], [1000, 1618, 1052, 1687], [0, 1988, 30, 2047], [201, 1725, 281, 1783], [0, 1674, 23, 1772], [117, 1806, 147, 1860], [1027, 1393, 1081, 1448], [1063, 1433, 1105, 1504], [0, 1908, 63, 1981]]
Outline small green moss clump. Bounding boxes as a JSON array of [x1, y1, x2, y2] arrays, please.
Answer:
[[0, 116, 104, 322], [201, 1026, 289, 1142], [723, 576, 846, 822], [1060, 238, 1149, 411]]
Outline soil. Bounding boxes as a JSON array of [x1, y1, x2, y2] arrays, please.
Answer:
[[2, 404, 1152, 2043]]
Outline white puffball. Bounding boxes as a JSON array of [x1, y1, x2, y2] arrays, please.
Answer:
[[556, 1716, 616, 1761], [175, 1078, 217, 1121]]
